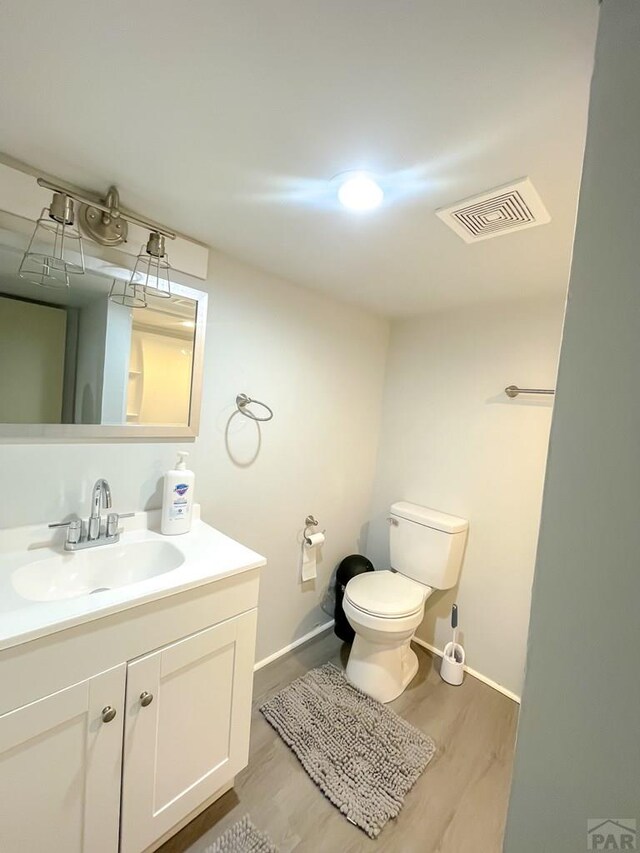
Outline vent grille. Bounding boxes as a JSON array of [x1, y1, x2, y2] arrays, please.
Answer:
[[436, 178, 550, 243]]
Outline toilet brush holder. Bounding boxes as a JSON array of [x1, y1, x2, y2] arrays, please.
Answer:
[[440, 642, 465, 686]]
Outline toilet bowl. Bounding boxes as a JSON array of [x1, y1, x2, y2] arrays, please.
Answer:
[[343, 501, 468, 703], [344, 570, 433, 703]]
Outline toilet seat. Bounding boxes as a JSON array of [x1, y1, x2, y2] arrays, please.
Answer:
[[345, 570, 428, 619]]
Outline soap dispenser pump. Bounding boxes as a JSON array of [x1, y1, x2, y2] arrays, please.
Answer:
[[161, 451, 194, 535]]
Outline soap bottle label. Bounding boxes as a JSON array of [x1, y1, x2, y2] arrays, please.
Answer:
[[169, 483, 190, 520]]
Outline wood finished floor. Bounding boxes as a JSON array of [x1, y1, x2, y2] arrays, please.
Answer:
[[158, 630, 518, 853]]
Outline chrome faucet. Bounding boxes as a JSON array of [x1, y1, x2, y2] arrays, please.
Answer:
[[49, 479, 132, 551], [88, 478, 112, 541]]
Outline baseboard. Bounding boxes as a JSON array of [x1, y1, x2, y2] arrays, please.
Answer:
[[411, 636, 521, 704], [254, 619, 335, 672], [253, 622, 520, 703]]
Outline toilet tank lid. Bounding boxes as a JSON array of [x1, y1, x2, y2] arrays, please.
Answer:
[[390, 501, 468, 533]]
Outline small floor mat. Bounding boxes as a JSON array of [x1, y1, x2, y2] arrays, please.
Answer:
[[205, 815, 278, 853], [259, 662, 436, 839]]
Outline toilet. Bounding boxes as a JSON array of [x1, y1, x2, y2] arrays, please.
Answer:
[[344, 501, 468, 703]]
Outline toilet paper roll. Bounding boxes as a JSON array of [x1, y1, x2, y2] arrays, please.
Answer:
[[304, 532, 325, 548], [301, 532, 325, 582]]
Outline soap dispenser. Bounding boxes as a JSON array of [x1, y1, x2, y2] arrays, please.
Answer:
[[161, 451, 195, 535]]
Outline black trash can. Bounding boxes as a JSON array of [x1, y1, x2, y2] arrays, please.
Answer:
[[334, 554, 374, 642]]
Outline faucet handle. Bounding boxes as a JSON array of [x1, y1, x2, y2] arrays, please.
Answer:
[[49, 518, 82, 545], [106, 512, 134, 538], [106, 513, 118, 538]]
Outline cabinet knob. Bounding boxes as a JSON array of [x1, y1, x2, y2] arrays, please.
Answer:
[[140, 691, 154, 707], [101, 705, 117, 723]]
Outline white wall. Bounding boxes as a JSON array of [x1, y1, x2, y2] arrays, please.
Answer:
[[0, 250, 389, 662], [365, 295, 565, 697], [505, 3, 640, 849], [74, 297, 132, 425], [102, 300, 132, 425], [0, 296, 66, 423], [74, 297, 107, 425]]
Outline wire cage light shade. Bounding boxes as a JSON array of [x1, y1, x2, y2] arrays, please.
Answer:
[[18, 193, 85, 289], [130, 231, 172, 300], [108, 277, 148, 308]]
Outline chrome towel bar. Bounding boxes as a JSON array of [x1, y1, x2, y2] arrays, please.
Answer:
[[505, 385, 555, 398]]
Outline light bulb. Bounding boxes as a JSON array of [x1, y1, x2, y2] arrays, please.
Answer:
[[337, 172, 384, 212]]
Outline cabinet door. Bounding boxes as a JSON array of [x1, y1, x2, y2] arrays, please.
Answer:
[[0, 663, 126, 853], [120, 609, 257, 853]]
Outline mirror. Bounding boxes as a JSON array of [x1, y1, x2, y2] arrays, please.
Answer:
[[0, 240, 207, 439]]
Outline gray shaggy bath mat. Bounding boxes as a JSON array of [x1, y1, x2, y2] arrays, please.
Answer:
[[205, 815, 277, 853], [259, 662, 436, 838]]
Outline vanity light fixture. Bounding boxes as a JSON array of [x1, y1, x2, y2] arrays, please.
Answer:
[[336, 172, 384, 212], [126, 231, 173, 301], [18, 191, 85, 288], [108, 276, 148, 308], [109, 230, 174, 307], [19, 175, 178, 299]]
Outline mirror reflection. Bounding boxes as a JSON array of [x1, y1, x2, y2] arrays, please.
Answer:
[[0, 246, 197, 426]]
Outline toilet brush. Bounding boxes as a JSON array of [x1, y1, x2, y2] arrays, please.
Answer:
[[449, 604, 458, 660], [441, 603, 465, 685]]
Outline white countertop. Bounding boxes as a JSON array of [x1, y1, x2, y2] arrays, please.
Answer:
[[0, 506, 266, 652]]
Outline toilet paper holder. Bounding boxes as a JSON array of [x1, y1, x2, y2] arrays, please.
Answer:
[[304, 515, 325, 544]]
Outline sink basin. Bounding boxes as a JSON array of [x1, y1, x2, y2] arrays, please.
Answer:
[[0, 507, 266, 652], [12, 539, 185, 602]]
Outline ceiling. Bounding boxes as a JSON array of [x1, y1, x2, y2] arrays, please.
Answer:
[[0, 1, 599, 316]]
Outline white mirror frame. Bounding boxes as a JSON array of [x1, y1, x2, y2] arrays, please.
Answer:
[[0, 280, 208, 441]]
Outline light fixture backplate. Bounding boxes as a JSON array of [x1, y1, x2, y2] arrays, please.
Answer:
[[78, 202, 128, 247]]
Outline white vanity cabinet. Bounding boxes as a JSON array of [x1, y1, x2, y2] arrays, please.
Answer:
[[120, 611, 257, 853], [0, 561, 261, 853], [0, 663, 126, 853]]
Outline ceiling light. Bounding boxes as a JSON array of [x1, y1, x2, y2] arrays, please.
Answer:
[[336, 172, 384, 212], [19, 192, 85, 288]]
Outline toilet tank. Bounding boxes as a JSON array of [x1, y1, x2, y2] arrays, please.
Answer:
[[389, 501, 468, 590]]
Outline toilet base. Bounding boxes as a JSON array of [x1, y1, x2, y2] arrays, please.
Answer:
[[346, 635, 419, 703]]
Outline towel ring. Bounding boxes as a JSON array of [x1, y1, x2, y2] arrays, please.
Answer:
[[236, 393, 274, 422]]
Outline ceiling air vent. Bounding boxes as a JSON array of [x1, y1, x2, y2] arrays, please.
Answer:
[[436, 178, 550, 243]]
